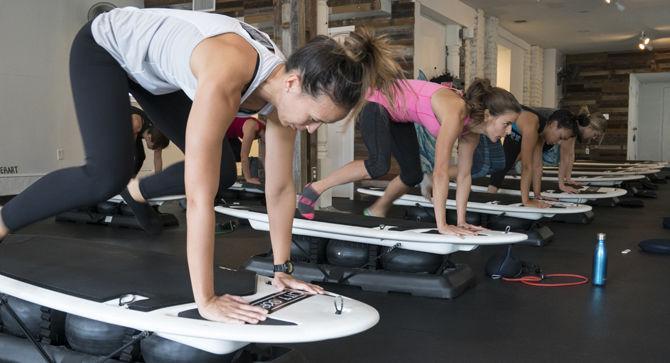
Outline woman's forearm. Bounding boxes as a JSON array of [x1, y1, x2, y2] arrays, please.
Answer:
[[186, 201, 216, 304]]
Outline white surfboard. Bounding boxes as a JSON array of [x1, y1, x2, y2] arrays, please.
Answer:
[[216, 206, 528, 255], [107, 194, 185, 206], [357, 187, 592, 220], [451, 182, 627, 204], [542, 168, 660, 176], [544, 164, 660, 172], [573, 161, 668, 169], [0, 274, 377, 355], [506, 174, 644, 186]]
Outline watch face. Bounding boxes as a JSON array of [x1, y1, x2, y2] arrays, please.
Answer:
[[272, 261, 293, 274], [274, 261, 294, 273]]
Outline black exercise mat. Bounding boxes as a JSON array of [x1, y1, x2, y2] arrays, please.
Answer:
[[545, 165, 653, 171], [471, 177, 606, 195], [392, 186, 522, 205], [241, 205, 440, 231], [0, 235, 256, 312], [178, 309, 295, 326], [358, 186, 522, 205]]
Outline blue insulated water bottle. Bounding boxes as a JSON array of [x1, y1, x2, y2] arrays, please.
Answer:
[[592, 233, 607, 286]]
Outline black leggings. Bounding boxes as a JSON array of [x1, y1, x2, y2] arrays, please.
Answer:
[[489, 134, 522, 188], [360, 102, 423, 187], [1, 22, 235, 231], [229, 137, 243, 163]]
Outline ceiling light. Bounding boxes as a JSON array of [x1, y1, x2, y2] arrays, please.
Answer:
[[604, 0, 611, 3], [638, 32, 653, 51]]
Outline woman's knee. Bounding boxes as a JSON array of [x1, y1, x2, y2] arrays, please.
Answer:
[[85, 163, 132, 200], [364, 157, 391, 179], [399, 168, 423, 187]]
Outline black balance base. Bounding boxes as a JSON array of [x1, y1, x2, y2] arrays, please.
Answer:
[[588, 197, 619, 208], [551, 210, 594, 224], [518, 224, 554, 247], [245, 255, 476, 300], [485, 216, 554, 247], [622, 180, 658, 197], [0, 332, 124, 363], [617, 197, 646, 208], [648, 173, 667, 184], [0, 331, 306, 363], [55, 210, 178, 230]]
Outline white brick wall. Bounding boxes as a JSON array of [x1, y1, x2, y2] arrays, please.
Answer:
[[484, 16, 498, 85], [529, 45, 544, 107], [522, 48, 531, 105], [464, 9, 486, 87]]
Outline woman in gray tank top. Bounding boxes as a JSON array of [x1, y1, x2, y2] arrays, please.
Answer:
[[0, 7, 405, 324]]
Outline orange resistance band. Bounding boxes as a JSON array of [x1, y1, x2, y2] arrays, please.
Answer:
[[502, 273, 589, 287]]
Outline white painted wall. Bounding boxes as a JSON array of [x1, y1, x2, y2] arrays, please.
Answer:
[[542, 48, 563, 108], [496, 27, 529, 102], [414, 9, 447, 78], [415, 0, 476, 29], [0, 0, 142, 195], [496, 44, 511, 91]]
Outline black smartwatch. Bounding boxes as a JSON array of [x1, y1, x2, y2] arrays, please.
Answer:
[[273, 260, 294, 275]]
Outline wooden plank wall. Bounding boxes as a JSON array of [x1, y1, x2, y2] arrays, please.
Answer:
[[560, 49, 670, 161], [144, 1, 276, 36]]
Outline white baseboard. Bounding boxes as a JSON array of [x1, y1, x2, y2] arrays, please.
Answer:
[[0, 173, 45, 196]]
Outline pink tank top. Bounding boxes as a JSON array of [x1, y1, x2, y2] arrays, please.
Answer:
[[226, 116, 264, 139], [366, 80, 470, 137]]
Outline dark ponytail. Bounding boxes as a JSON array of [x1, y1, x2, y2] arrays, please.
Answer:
[[463, 78, 521, 130], [285, 26, 405, 118], [548, 109, 578, 137], [576, 113, 590, 127]]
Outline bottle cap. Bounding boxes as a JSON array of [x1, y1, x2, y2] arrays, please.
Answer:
[[598, 233, 606, 240]]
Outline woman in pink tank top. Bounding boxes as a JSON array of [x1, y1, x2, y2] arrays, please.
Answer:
[[226, 116, 266, 184], [298, 78, 521, 236]]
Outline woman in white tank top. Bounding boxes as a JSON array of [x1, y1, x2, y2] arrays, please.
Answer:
[[0, 7, 405, 324]]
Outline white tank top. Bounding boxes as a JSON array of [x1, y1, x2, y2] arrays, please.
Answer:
[[91, 7, 285, 116]]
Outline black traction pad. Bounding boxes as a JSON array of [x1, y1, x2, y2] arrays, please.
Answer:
[[361, 186, 524, 206], [178, 308, 295, 326], [472, 177, 606, 195], [0, 235, 256, 312], [241, 205, 440, 231]]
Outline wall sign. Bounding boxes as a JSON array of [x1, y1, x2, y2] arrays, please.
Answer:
[[0, 166, 19, 174]]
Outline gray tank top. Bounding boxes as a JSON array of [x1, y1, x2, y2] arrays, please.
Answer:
[[91, 7, 285, 116]]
